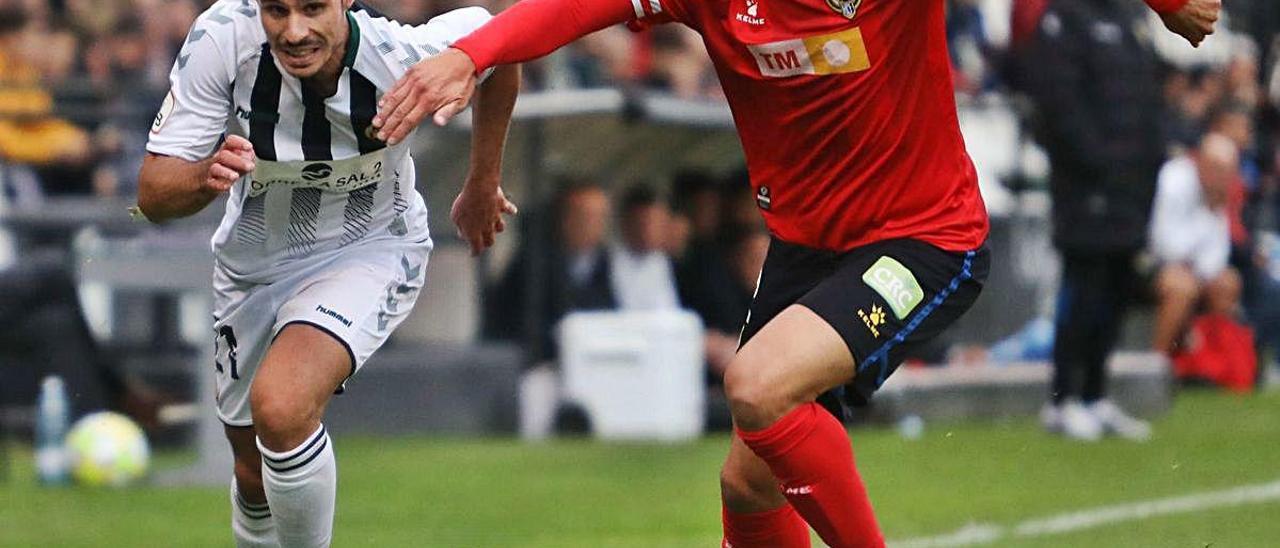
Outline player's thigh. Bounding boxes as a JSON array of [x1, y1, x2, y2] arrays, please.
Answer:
[[249, 323, 352, 430], [800, 239, 989, 407], [725, 305, 856, 428], [721, 428, 788, 512], [730, 238, 848, 422], [251, 241, 430, 410]]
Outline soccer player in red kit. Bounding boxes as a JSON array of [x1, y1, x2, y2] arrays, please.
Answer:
[[373, 0, 1217, 546]]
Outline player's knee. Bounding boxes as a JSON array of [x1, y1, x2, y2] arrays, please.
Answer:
[[250, 393, 317, 451], [723, 353, 788, 429]]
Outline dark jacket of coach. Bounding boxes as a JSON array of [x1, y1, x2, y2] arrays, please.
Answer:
[[1018, 0, 1167, 439], [1024, 0, 1166, 253]]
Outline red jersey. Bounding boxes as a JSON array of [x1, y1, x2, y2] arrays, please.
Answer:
[[634, 0, 988, 252], [455, 0, 991, 252]]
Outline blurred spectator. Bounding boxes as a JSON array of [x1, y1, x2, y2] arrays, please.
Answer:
[[645, 25, 716, 99], [485, 179, 615, 363], [1150, 133, 1242, 355], [1022, 0, 1165, 442], [608, 184, 679, 310], [719, 167, 765, 235], [705, 225, 769, 366], [1010, 0, 1050, 51], [0, 250, 164, 427], [947, 0, 995, 95], [0, 3, 92, 198], [672, 171, 733, 317], [371, 0, 436, 24], [700, 224, 768, 430]]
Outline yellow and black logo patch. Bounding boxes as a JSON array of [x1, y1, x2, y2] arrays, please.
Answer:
[[857, 304, 887, 338]]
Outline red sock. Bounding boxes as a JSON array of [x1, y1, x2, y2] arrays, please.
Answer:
[[721, 504, 811, 548], [737, 402, 884, 548]]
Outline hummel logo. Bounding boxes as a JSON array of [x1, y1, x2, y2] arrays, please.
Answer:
[[783, 485, 813, 495], [316, 304, 353, 327]]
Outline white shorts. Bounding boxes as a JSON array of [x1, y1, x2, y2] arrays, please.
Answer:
[[211, 240, 430, 426]]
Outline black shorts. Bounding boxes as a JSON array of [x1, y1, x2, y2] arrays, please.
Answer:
[[739, 237, 990, 418]]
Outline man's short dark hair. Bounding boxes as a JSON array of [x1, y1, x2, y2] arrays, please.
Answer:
[[722, 166, 751, 195], [669, 170, 718, 215], [552, 176, 605, 217], [620, 184, 661, 217]]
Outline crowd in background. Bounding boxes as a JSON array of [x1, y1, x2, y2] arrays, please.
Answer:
[[0, 0, 718, 206], [482, 169, 766, 378]]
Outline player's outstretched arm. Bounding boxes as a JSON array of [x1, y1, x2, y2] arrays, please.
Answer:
[[1147, 0, 1220, 47], [451, 64, 521, 256], [372, 0, 636, 144], [136, 135, 255, 223]]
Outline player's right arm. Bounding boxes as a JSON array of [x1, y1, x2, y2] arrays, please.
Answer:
[[373, 0, 669, 142], [137, 137, 255, 222], [137, 12, 239, 223]]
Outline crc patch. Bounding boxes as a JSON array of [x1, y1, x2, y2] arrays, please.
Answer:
[[862, 256, 923, 320]]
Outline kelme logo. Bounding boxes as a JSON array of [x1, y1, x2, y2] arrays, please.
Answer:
[[862, 256, 924, 320], [301, 163, 332, 182]]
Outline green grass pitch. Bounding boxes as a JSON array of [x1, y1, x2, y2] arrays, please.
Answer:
[[2, 389, 1277, 547]]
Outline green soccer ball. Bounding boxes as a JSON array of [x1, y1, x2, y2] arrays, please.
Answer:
[[65, 412, 150, 487]]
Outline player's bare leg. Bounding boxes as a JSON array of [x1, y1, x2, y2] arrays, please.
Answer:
[[722, 305, 883, 548], [725, 306, 855, 430], [249, 324, 351, 548], [226, 425, 276, 547]]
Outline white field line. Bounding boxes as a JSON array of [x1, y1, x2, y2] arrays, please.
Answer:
[[891, 478, 1280, 547]]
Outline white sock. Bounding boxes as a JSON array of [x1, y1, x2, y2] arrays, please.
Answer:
[[231, 479, 278, 547], [257, 424, 337, 548]]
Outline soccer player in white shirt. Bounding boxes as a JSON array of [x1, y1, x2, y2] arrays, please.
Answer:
[[137, 1, 518, 546]]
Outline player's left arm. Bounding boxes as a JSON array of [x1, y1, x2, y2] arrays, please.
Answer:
[[1146, 0, 1220, 47], [451, 63, 520, 256]]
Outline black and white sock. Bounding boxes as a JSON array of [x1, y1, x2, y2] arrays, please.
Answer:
[[257, 424, 337, 548], [231, 479, 277, 547]]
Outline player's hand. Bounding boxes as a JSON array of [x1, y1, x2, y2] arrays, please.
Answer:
[[204, 135, 255, 193], [373, 48, 479, 146], [451, 180, 518, 256], [1159, 0, 1220, 48]]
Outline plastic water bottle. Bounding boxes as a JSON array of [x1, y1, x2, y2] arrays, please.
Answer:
[[35, 376, 70, 485], [898, 414, 925, 440]]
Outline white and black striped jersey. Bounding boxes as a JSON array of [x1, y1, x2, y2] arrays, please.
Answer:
[[147, 0, 491, 282]]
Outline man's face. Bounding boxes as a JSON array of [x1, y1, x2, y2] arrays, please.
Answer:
[[259, 0, 351, 79], [623, 204, 670, 253], [561, 188, 610, 254]]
